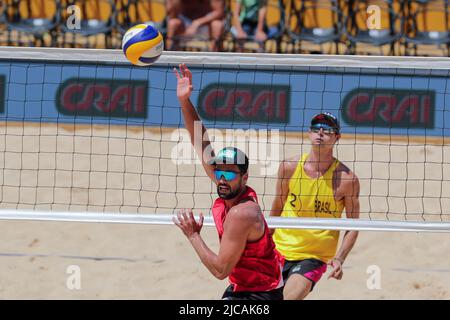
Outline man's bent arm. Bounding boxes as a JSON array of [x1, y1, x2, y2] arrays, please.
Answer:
[[269, 160, 294, 234], [188, 208, 253, 279], [270, 161, 291, 217], [334, 176, 360, 263]]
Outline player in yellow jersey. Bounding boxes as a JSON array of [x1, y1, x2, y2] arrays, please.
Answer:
[[271, 112, 360, 300]]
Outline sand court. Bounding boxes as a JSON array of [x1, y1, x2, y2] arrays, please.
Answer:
[[0, 123, 449, 299]]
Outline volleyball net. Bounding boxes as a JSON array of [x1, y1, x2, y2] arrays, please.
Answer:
[[0, 47, 450, 232]]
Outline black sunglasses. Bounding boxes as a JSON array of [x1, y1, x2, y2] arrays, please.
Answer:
[[310, 126, 338, 135]]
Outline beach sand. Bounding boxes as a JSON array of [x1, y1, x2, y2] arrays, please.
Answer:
[[0, 125, 449, 299]]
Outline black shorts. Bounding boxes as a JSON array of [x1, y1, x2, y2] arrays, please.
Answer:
[[282, 259, 327, 291], [222, 285, 283, 300]]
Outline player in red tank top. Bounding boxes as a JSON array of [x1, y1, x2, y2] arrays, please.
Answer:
[[172, 64, 283, 300]]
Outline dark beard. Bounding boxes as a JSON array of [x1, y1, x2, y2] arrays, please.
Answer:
[[217, 185, 241, 200]]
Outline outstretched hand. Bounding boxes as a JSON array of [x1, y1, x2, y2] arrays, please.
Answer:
[[173, 63, 193, 102], [173, 208, 204, 240]]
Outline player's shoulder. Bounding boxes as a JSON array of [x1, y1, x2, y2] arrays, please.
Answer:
[[335, 161, 359, 184], [229, 200, 261, 223], [283, 154, 301, 165], [279, 154, 302, 175]]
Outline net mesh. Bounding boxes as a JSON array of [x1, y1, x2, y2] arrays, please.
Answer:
[[0, 49, 450, 222]]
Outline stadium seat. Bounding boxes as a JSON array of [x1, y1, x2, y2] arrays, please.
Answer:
[[0, 2, 5, 24], [1, 0, 61, 47], [58, 0, 116, 48], [0, 3, 6, 40], [115, 0, 166, 36], [283, 0, 342, 54], [344, 0, 403, 55], [403, 0, 450, 56], [223, 0, 285, 53]]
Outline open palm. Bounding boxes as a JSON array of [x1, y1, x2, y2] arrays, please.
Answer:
[[174, 63, 193, 102]]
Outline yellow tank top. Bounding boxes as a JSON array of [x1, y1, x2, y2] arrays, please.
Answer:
[[273, 153, 345, 263]]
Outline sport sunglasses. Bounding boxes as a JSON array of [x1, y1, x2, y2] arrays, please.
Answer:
[[310, 125, 338, 135], [214, 170, 240, 181]]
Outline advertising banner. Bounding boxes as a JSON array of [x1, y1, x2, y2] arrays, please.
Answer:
[[0, 61, 448, 137]]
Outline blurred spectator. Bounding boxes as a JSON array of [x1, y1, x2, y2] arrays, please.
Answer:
[[166, 0, 225, 51], [232, 0, 273, 43]]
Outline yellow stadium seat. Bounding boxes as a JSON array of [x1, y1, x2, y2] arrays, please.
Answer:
[[344, 0, 403, 55], [115, 0, 166, 35], [403, 0, 450, 56], [2, 0, 61, 46], [284, 0, 342, 54], [58, 0, 116, 48]]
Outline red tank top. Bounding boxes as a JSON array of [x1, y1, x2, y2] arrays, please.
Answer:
[[212, 186, 283, 292]]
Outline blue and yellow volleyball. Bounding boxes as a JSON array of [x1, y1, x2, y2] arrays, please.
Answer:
[[122, 24, 164, 67]]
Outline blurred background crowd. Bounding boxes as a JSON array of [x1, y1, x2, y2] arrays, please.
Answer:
[[0, 0, 449, 56]]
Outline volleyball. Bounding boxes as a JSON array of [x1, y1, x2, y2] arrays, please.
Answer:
[[122, 24, 164, 67]]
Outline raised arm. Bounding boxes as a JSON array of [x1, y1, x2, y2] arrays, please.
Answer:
[[174, 63, 216, 181]]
